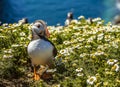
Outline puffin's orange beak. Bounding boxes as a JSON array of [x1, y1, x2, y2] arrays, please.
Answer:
[[45, 28, 50, 38]]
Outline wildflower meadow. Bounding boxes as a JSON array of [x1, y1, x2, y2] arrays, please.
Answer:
[[0, 16, 120, 87]]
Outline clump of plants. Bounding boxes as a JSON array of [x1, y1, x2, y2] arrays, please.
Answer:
[[0, 16, 120, 87]]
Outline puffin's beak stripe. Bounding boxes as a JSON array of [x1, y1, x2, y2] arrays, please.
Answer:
[[46, 28, 50, 38]]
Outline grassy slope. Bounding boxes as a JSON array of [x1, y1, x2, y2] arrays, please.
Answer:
[[0, 17, 120, 87]]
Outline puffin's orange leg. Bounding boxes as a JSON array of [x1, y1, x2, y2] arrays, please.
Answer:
[[34, 66, 40, 80]]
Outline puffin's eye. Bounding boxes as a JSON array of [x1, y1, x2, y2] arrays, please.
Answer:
[[36, 24, 40, 28]]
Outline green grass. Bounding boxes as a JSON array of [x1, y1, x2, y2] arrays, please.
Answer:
[[0, 16, 120, 87]]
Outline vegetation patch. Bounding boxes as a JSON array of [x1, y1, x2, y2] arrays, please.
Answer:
[[0, 17, 120, 87]]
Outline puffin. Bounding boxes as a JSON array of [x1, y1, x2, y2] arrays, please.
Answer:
[[0, 21, 2, 26], [116, 0, 120, 10], [27, 20, 57, 80], [113, 15, 120, 25], [65, 12, 73, 26], [18, 18, 28, 25]]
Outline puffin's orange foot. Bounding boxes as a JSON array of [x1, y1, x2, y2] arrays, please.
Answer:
[[34, 74, 40, 80], [42, 72, 53, 80]]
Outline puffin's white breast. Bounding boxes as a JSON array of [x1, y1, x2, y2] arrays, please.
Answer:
[[65, 19, 71, 26], [27, 39, 54, 65]]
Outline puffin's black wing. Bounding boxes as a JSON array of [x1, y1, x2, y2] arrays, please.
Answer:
[[46, 39, 57, 57]]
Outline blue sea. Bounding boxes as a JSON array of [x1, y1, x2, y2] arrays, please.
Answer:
[[0, 0, 119, 25]]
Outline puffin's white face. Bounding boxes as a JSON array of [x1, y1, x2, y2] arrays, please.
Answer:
[[67, 12, 73, 19], [67, 13, 71, 18], [32, 21, 50, 38]]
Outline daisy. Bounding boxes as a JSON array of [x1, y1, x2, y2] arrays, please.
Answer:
[[63, 41, 71, 45], [111, 64, 119, 72], [107, 59, 118, 65], [92, 18, 101, 22], [20, 32, 26, 36], [80, 53, 88, 58], [76, 68, 83, 72], [94, 51, 104, 56], [11, 44, 22, 47], [4, 49, 13, 54], [0, 36, 6, 38], [78, 16, 85, 20], [12, 29, 17, 32], [77, 73, 84, 77], [59, 49, 68, 55], [87, 76, 97, 85], [3, 55, 13, 58]]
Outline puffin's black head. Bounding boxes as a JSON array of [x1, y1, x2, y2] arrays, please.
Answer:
[[32, 20, 50, 38], [67, 12, 73, 19]]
